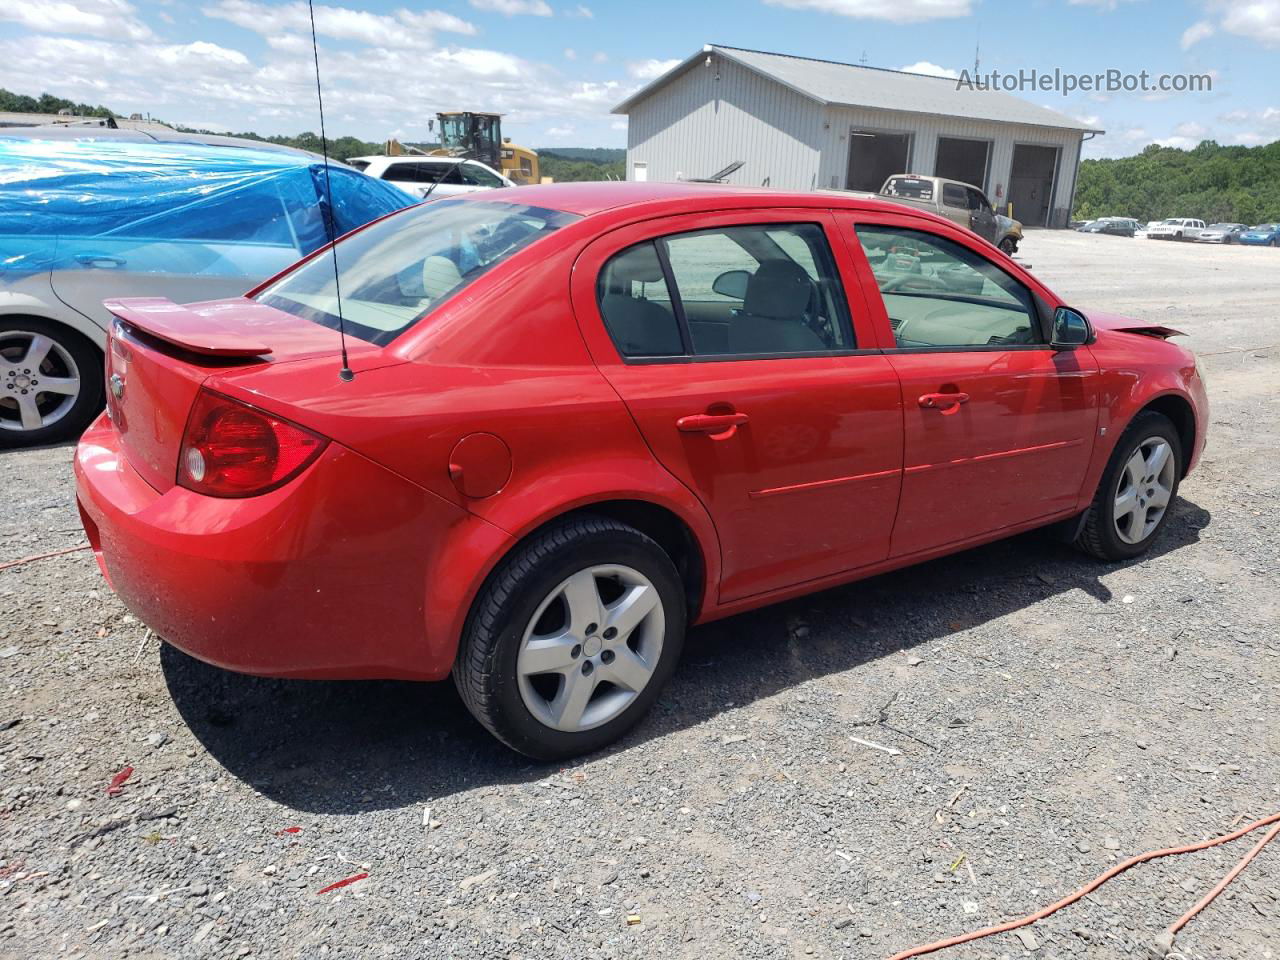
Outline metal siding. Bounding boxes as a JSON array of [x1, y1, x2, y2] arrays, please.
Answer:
[[626, 57, 823, 190]]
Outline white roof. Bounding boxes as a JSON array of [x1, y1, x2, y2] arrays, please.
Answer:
[[614, 45, 1103, 134]]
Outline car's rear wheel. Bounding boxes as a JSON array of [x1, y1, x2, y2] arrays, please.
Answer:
[[0, 320, 103, 448], [998, 237, 1017, 255], [1075, 411, 1182, 561], [454, 515, 686, 760]]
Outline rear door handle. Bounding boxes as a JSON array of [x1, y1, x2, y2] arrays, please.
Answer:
[[918, 392, 970, 409], [676, 412, 749, 437]]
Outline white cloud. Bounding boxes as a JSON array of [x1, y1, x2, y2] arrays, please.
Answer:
[[1181, 19, 1215, 48], [1073, 113, 1102, 128], [762, 0, 970, 23], [627, 58, 681, 80], [266, 33, 310, 53], [1067, 0, 1139, 9], [1154, 135, 1200, 149], [566, 3, 593, 16], [1214, 0, 1280, 47], [611, 118, 627, 130], [0, 0, 152, 41], [1227, 131, 1268, 145], [899, 60, 958, 79], [545, 125, 575, 137], [204, 0, 477, 49], [1174, 120, 1208, 138], [592, 51, 608, 64], [468, 0, 553, 15], [563, 47, 577, 60]]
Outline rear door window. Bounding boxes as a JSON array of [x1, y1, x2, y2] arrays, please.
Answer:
[[598, 223, 855, 360], [942, 184, 967, 208]]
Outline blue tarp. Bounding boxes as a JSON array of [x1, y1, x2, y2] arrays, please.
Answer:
[[0, 136, 412, 277]]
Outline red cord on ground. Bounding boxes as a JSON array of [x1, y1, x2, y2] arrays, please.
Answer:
[[887, 811, 1280, 960], [0, 544, 91, 572]]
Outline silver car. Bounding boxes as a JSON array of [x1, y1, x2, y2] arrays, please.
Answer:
[[0, 127, 409, 447]]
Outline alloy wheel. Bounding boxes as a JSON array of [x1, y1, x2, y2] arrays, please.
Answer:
[[0, 331, 82, 434], [516, 564, 665, 733], [1113, 437, 1175, 544]]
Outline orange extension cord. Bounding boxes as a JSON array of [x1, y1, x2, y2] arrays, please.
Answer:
[[889, 811, 1280, 960]]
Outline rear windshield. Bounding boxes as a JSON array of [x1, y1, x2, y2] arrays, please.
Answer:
[[883, 177, 933, 200], [257, 198, 579, 346]]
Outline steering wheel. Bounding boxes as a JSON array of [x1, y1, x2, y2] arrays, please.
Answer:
[[880, 273, 948, 294]]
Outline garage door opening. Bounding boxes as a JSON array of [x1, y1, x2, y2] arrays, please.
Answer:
[[1009, 144, 1059, 227], [845, 131, 911, 193], [934, 137, 991, 191]]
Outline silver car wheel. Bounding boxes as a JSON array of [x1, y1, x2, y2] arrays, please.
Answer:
[[1113, 437, 1175, 545], [516, 564, 665, 733], [0, 330, 82, 434]]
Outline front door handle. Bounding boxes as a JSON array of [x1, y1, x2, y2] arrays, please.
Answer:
[[918, 392, 970, 410], [75, 253, 127, 268], [676, 412, 749, 438]]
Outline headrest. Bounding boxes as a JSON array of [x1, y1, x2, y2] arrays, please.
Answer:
[[743, 260, 811, 319], [608, 245, 665, 285], [422, 255, 463, 299]]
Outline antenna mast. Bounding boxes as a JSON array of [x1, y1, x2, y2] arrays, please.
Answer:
[[306, 0, 354, 382]]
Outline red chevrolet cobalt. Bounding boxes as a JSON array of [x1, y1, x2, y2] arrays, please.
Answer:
[[75, 183, 1208, 758]]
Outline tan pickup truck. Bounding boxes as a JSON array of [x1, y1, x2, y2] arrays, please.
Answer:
[[872, 174, 1022, 255]]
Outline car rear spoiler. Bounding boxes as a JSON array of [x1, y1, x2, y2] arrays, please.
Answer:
[[103, 298, 273, 358]]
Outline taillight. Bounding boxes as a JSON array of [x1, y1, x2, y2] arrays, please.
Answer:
[[178, 389, 328, 498]]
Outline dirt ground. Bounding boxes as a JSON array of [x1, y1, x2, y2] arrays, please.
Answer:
[[1, 230, 1277, 960]]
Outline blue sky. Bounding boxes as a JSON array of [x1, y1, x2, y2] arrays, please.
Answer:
[[1, 0, 1277, 154]]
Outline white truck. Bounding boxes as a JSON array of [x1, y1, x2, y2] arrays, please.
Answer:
[[1146, 218, 1205, 241]]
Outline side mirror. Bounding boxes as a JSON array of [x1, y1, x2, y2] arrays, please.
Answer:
[[1051, 306, 1092, 349], [712, 269, 750, 300]]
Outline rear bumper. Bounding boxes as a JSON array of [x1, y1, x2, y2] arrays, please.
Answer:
[[75, 414, 502, 681]]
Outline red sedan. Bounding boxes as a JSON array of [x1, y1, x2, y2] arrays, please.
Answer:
[[75, 183, 1208, 759]]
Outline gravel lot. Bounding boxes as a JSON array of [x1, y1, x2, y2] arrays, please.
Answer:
[[2, 231, 1277, 960]]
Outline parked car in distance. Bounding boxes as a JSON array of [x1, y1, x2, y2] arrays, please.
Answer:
[[870, 175, 1013, 251], [0, 128, 411, 447], [76, 182, 1208, 759], [1080, 217, 1139, 237], [346, 155, 514, 200], [1238, 223, 1280, 246], [1196, 223, 1247, 244], [1147, 218, 1205, 241]]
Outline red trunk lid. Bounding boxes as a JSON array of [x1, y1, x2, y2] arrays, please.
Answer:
[[103, 297, 374, 493]]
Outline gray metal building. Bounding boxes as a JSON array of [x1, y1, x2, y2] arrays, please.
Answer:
[[613, 45, 1103, 227]]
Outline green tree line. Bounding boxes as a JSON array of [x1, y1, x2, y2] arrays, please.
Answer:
[[1074, 139, 1280, 225], [0, 87, 116, 118], [537, 150, 624, 182]]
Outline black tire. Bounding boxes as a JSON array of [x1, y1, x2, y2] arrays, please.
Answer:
[[1075, 411, 1183, 561], [454, 514, 687, 760], [998, 237, 1017, 255], [0, 318, 104, 449]]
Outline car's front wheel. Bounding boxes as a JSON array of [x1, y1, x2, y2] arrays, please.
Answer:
[[454, 515, 686, 759], [998, 237, 1017, 255], [0, 319, 104, 448], [1075, 411, 1182, 561]]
